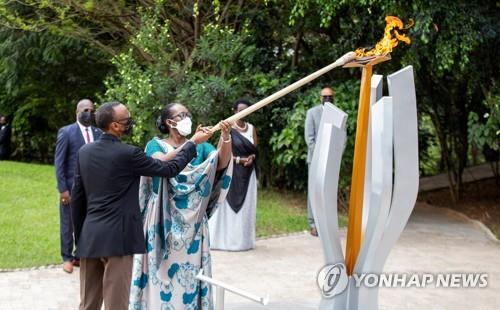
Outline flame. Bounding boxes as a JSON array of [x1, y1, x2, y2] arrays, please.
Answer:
[[355, 16, 413, 57]]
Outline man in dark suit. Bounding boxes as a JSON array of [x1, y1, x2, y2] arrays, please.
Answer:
[[71, 102, 213, 310], [0, 115, 12, 160], [54, 99, 102, 273]]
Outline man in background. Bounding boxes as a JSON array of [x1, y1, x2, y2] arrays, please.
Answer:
[[0, 115, 12, 160], [305, 86, 335, 236], [54, 99, 102, 273]]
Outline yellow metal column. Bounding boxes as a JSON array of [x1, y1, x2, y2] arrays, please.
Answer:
[[345, 64, 373, 275]]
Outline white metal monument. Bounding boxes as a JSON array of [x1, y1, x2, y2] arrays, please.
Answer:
[[200, 16, 415, 310], [310, 66, 419, 310]]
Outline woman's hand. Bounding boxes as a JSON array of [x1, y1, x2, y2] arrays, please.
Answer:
[[197, 125, 213, 134], [219, 121, 232, 141], [216, 120, 232, 170], [190, 125, 213, 144], [243, 154, 255, 167]]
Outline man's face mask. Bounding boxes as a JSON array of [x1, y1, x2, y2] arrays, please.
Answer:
[[78, 111, 95, 127], [116, 118, 134, 136], [321, 95, 334, 104]]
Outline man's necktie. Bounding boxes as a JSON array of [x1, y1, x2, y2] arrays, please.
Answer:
[[85, 128, 91, 144]]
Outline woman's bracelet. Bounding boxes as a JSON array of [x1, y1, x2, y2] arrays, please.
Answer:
[[222, 136, 231, 143]]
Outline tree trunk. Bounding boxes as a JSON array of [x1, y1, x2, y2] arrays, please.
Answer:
[[291, 31, 302, 68]]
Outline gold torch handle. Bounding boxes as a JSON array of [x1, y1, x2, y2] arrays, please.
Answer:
[[210, 51, 356, 132]]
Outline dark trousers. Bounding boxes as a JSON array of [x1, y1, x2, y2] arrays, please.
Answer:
[[307, 163, 316, 229], [59, 202, 76, 262], [79, 256, 133, 310]]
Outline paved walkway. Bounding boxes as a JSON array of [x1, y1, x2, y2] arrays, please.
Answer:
[[1, 204, 498, 309]]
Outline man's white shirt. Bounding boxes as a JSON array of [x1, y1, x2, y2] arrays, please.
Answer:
[[77, 121, 94, 144]]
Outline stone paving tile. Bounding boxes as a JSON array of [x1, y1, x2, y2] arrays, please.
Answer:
[[0, 204, 498, 309]]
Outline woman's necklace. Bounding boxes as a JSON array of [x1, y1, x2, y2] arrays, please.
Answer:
[[234, 121, 247, 132], [165, 137, 186, 148]]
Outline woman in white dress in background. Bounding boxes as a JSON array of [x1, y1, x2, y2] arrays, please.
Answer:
[[209, 99, 258, 251]]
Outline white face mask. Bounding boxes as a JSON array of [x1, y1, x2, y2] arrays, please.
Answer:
[[173, 117, 192, 136]]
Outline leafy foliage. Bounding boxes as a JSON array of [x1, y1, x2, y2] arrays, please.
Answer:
[[102, 9, 260, 145], [468, 86, 500, 152], [0, 30, 112, 161], [270, 81, 359, 191], [0, 0, 498, 198]]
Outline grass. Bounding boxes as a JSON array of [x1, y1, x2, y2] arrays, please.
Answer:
[[0, 161, 348, 269], [256, 189, 309, 237], [0, 161, 60, 269]]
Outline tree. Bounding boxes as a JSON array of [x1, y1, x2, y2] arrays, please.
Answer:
[[0, 29, 112, 162], [392, 0, 499, 201], [0, 0, 497, 199], [468, 84, 500, 182], [282, 0, 499, 200]]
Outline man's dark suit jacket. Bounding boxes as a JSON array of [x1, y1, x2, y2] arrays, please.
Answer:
[[71, 133, 197, 258], [55, 123, 102, 193]]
